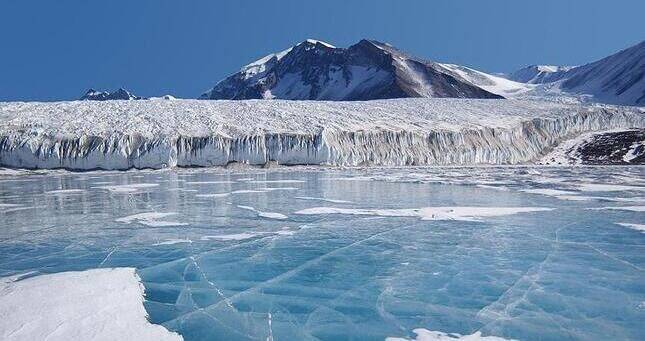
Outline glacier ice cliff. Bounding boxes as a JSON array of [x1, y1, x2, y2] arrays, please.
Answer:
[[0, 98, 643, 170]]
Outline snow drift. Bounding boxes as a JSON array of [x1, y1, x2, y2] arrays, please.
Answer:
[[0, 98, 642, 170]]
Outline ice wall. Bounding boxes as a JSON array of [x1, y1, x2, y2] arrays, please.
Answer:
[[0, 99, 642, 170]]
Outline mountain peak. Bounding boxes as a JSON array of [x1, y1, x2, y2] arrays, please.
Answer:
[[200, 38, 503, 101], [508, 65, 573, 84], [80, 88, 144, 101], [300, 39, 336, 48]]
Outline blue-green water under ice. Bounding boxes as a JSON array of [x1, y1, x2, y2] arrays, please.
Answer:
[[0, 166, 643, 340]]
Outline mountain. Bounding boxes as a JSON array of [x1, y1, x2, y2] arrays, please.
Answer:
[[80, 88, 144, 101], [507, 65, 574, 84], [509, 40, 645, 106], [199, 39, 504, 101], [559, 41, 644, 106]]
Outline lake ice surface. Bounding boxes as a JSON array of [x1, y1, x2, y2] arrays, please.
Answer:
[[0, 166, 643, 340]]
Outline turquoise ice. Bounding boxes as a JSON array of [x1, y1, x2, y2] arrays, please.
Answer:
[[0, 166, 643, 340]]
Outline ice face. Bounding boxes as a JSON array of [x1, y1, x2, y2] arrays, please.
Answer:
[[1, 98, 643, 170], [0, 166, 643, 340]]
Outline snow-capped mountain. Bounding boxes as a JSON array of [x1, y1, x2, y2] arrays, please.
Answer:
[[507, 65, 574, 84], [509, 40, 644, 106], [80, 88, 144, 101], [559, 40, 644, 106], [199, 39, 504, 101]]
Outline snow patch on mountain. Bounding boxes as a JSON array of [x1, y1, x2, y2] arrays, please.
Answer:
[[437, 63, 533, 97], [508, 65, 574, 84]]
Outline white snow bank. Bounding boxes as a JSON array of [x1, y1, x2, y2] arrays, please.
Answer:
[[0, 268, 182, 341], [0, 98, 642, 170], [295, 206, 553, 221], [387, 328, 514, 341]]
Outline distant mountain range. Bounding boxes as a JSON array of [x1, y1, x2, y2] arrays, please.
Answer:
[[80, 88, 176, 101], [508, 41, 644, 106], [80, 88, 144, 101], [81, 39, 644, 106]]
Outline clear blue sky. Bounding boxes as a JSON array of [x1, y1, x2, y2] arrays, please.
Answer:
[[1, 0, 643, 101]]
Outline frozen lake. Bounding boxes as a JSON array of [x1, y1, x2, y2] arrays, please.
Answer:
[[0, 166, 643, 340]]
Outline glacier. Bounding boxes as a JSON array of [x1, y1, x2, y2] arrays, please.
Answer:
[[0, 98, 643, 170]]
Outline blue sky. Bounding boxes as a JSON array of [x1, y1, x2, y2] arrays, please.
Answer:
[[0, 0, 643, 101]]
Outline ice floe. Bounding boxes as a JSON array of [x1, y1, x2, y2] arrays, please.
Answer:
[[0, 268, 182, 341], [520, 188, 578, 196], [576, 184, 645, 192], [45, 189, 85, 195], [153, 239, 193, 246], [295, 196, 353, 204], [94, 183, 159, 193], [238, 205, 288, 220], [247, 180, 305, 184], [616, 223, 645, 233], [195, 193, 231, 198], [184, 181, 235, 185], [116, 212, 188, 227], [201, 232, 262, 241], [387, 328, 514, 341], [588, 206, 645, 212], [295, 206, 553, 221]]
